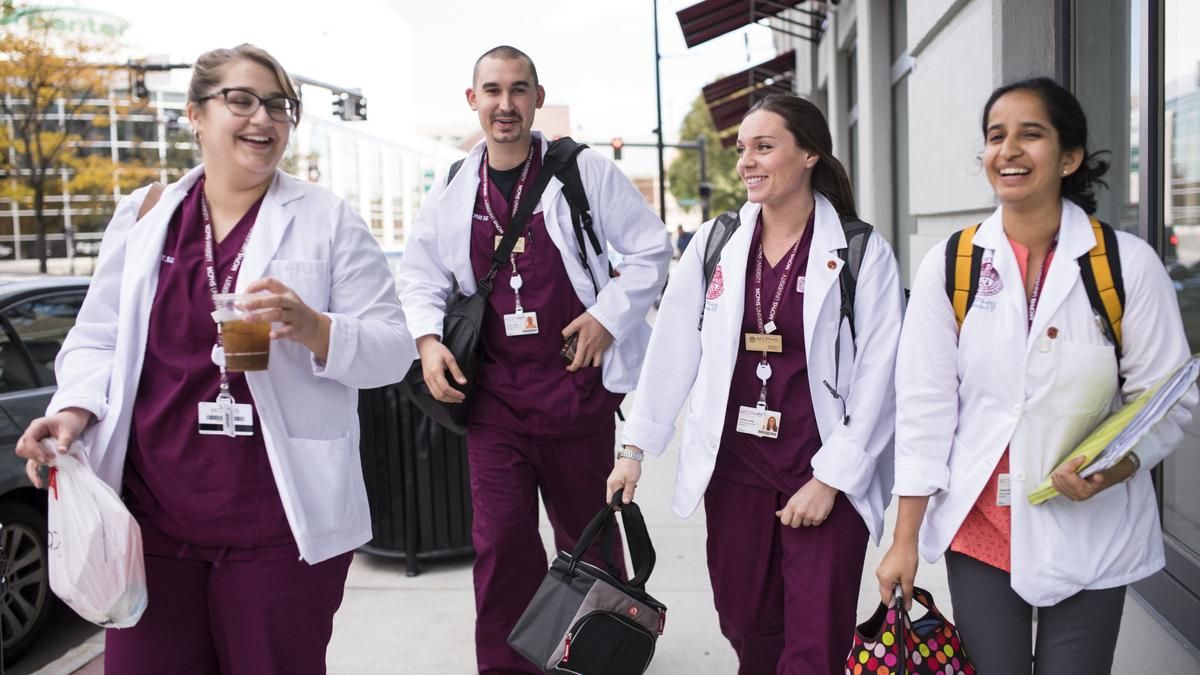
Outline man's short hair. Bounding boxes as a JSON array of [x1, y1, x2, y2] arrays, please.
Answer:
[[473, 45, 539, 89]]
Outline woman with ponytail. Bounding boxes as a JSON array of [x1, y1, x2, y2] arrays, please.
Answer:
[[877, 77, 1194, 673], [610, 94, 905, 673]]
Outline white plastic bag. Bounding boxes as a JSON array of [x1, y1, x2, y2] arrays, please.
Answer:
[[45, 440, 147, 628]]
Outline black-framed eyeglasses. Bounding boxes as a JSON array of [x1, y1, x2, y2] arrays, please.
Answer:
[[196, 87, 300, 125]]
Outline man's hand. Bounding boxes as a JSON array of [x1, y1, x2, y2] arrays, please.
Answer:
[[562, 312, 613, 372], [776, 478, 838, 527], [1050, 455, 1136, 502], [416, 335, 467, 403]]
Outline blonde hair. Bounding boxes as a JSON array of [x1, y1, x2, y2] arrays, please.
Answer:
[[188, 44, 301, 124]]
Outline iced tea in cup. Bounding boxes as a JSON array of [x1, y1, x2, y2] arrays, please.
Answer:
[[211, 293, 271, 371]]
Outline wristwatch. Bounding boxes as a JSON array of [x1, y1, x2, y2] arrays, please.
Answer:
[[617, 447, 644, 462]]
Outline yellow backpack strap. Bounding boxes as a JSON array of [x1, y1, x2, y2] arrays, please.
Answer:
[[1077, 217, 1125, 353], [944, 224, 983, 329]]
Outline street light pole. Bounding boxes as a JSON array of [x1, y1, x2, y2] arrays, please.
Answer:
[[653, 0, 667, 224]]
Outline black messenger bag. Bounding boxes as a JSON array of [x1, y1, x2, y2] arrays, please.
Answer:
[[508, 490, 666, 674], [398, 152, 561, 435]]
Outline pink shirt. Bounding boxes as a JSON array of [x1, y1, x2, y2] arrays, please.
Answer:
[[950, 237, 1057, 571]]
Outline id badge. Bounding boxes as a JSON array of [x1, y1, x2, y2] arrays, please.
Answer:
[[504, 311, 539, 336], [495, 235, 526, 253], [736, 406, 763, 435], [997, 473, 1011, 507], [744, 333, 783, 353], [198, 400, 254, 437], [757, 410, 782, 439]]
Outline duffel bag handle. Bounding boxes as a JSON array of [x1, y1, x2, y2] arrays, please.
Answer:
[[568, 489, 657, 589]]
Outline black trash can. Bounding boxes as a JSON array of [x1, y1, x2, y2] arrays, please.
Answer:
[[357, 384, 474, 576]]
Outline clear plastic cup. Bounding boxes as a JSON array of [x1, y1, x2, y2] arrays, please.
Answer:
[[211, 293, 270, 371]]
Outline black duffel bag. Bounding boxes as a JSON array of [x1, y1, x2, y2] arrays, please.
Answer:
[[508, 490, 666, 674], [398, 150, 561, 435]]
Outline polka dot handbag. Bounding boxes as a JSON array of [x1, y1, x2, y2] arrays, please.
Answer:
[[845, 586, 975, 675]]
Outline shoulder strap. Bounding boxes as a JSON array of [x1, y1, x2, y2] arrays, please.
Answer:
[[136, 182, 166, 221], [944, 224, 984, 329], [547, 137, 609, 293], [835, 215, 874, 341], [697, 210, 742, 331], [444, 158, 466, 187], [1077, 218, 1124, 355]]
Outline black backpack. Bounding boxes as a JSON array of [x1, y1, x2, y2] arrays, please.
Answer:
[[698, 210, 874, 338], [447, 137, 613, 293]]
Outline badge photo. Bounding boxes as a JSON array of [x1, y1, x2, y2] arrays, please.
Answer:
[[504, 311, 540, 336]]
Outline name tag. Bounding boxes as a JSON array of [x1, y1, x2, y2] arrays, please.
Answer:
[[745, 333, 783, 353], [198, 400, 254, 437], [997, 473, 1011, 507], [736, 406, 782, 438], [495, 236, 526, 254], [796, 276, 805, 293], [504, 311, 539, 336]]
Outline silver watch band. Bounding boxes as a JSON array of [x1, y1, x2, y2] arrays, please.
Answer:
[[617, 448, 644, 462]]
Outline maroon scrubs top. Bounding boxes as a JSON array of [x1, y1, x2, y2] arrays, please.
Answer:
[[123, 177, 296, 560], [466, 141, 622, 437], [713, 211, 822, 496]]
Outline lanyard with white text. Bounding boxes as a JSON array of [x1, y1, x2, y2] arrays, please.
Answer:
[[751, 235, 803, 406], [480, 144, 535, 313], [200, 185, 256, 401]]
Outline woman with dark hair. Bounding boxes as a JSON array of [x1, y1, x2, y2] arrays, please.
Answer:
[[15, 44, 414, 674], [610, 94, 905, 673], [877, 77, 1194, 673]]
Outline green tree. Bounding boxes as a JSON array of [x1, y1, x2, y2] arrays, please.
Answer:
[[668, 94, 742, 221]]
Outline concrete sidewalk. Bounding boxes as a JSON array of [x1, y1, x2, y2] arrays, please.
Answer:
[[324, 415, 1200, 674], [41, 416, 1200, 674]]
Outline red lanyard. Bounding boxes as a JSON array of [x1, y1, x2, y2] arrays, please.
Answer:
[[479, 144, 535, 236], [200, 185, 256, 302], [753, 236, 803, 339], [1025, 237, 1057, 329]]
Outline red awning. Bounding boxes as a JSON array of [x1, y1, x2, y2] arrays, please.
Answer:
[[677, 0, 822, 48], [701, 50, 796, 137], [702, 51, 795, 105]]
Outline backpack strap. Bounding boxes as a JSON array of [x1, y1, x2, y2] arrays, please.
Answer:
[[137, 182, 166, 221], [835, 215, 873, 342], [444, 158, 466, 187], [1077, 218, 1124, 356], [944, 224, 984, 328], [697, 210, 742, 331], [546, 138, 606, 293]]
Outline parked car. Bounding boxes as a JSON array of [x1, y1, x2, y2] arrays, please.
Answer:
[[0, 277, 90, 664]]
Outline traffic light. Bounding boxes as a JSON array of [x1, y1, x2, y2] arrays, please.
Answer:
[[332, 93, 349, 120], [698, 182, 713, 199], [611, 137, 624, 161], [353, 95, 368, 121]]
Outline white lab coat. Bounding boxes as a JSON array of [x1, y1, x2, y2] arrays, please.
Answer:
[[48, 165, 416, 564], [395, 132, 672, 394], [622, 194, 905, 543], [895, 198, 1195, 606]]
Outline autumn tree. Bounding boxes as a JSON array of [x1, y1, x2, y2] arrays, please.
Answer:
[[667, 94, 743, 222], [0, 8, 157, 272]]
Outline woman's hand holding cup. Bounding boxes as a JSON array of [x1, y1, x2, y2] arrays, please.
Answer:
[[239, 278, 332, 363]]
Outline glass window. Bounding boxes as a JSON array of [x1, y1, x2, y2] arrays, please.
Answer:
[[3, 293, 85, 387], [1163, 0, 1200, 561], [0, 325, 37, 394]]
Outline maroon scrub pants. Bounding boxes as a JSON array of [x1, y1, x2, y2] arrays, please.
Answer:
[[104, 550, 353, 674], [704, 475, 868, 675], [467, 421, 623, 675]]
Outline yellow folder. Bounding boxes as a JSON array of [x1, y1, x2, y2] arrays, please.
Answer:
[[1029, 356, 1200, 505]]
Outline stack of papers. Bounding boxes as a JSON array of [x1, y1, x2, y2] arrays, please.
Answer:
[[1029, 356, 1200, 505]]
